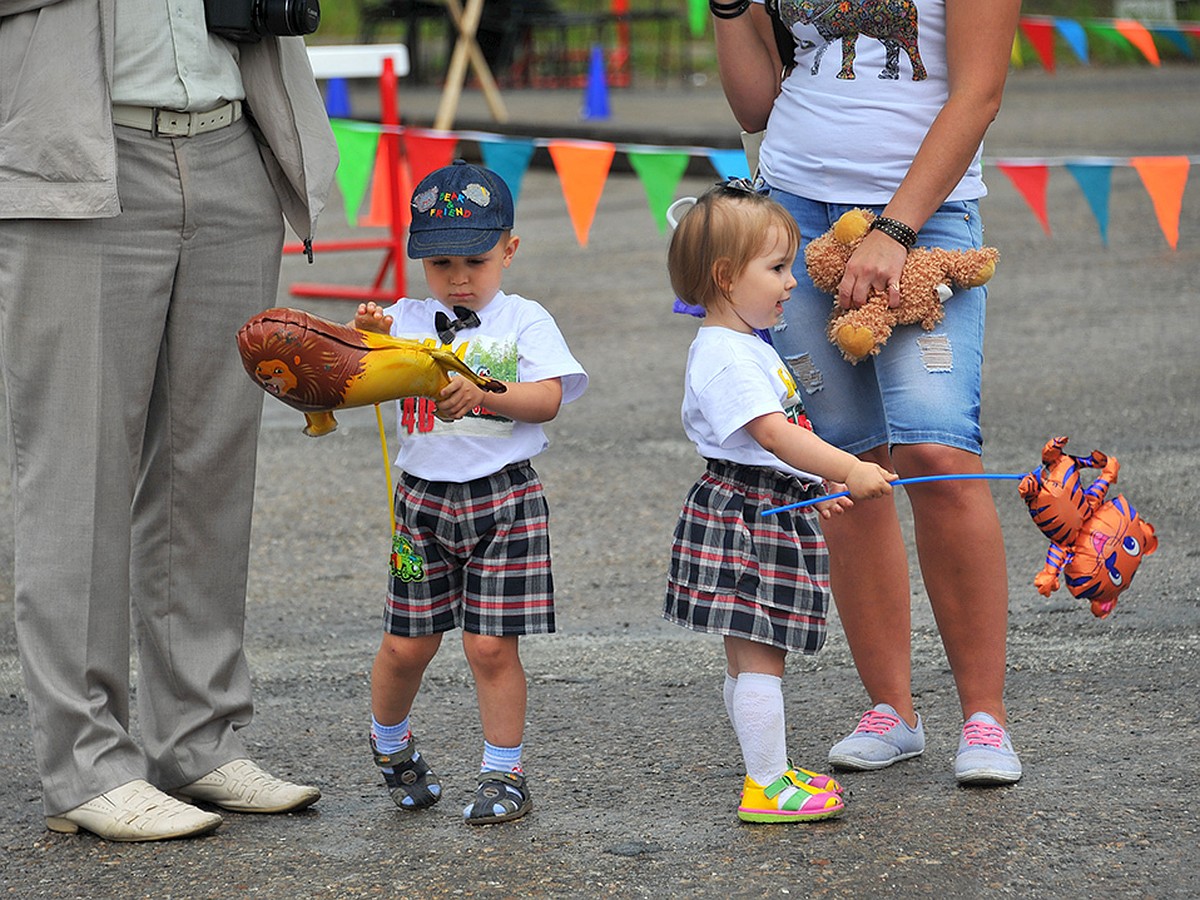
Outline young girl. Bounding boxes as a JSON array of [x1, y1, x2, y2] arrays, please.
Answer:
[[664, 182, 895, 823]]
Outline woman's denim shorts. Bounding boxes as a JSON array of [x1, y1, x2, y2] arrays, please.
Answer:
[[767, 188, 989, 456]]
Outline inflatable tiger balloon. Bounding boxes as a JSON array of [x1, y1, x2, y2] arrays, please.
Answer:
[[1018, 436, 1157, 618]]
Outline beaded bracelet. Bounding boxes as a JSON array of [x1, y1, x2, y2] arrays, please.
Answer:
[[869, 216, 918, 249], [710, 0, 752, 18]]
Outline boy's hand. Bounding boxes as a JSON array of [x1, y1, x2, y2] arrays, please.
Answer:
[[844, 461, 897, 501], [435, 376, 487, 421], [812, 481, 854, 519], [352, 301, 393, 334]]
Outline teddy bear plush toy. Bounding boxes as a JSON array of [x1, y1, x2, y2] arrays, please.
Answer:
[[804, 209, 1000, 363]]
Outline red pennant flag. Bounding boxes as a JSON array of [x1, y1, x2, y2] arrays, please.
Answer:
[[547, 140, 616, 247], [404, 131, 459, 187], [1130, 156, 1190, 250], [1019, 17, 1057, 73], [996, 162, 1052, 235]]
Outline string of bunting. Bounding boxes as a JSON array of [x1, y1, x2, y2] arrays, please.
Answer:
[[328, 118, 1195, 251], [1012, 15, 1200, 71]]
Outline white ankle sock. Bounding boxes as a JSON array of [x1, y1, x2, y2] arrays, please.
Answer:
[[372, 715, 411, 756]]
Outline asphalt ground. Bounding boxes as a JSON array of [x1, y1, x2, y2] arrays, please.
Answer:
[[1, 65, 1198, 898]]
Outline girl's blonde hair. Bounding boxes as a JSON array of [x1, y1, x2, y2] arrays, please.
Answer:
[[667, 184, 801, 311]]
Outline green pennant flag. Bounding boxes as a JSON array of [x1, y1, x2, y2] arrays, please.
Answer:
[[330, 119, 382, 227], [628, 150, 692, 234], [688, 0, 708, 37]]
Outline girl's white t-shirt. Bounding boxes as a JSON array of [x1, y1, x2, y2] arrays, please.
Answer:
[[682, 326, 820, 484], [757, 0, 986, 204], [382, 290, 588, 483]]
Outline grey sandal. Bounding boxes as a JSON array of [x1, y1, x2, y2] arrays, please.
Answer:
[[463, 770, 532, 825], [371, 735, 442, 810]]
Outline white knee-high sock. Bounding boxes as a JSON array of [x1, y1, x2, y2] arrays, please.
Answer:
[[732, 672, 788, 786], [724, 671, 738, 729]]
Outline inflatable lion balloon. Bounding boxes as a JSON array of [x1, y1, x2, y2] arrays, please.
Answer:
[[237, 307, 505, 437], [1018, 436, 1158, 619]]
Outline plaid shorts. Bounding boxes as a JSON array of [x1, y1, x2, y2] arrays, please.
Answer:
[[384, 461, 555, 637], [664, 459, 830, 654]]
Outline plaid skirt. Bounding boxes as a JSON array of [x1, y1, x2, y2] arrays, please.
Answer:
[[664, 459, 830, 654]]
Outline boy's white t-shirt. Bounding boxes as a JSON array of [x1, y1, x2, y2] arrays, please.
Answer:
[[682, 326, 820, 484], [756, 0, 986, 204], [381, 290, 588, 483]]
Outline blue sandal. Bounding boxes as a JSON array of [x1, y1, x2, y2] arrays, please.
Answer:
[[463, 770, 531, 825], [371, 735, 442, 810]]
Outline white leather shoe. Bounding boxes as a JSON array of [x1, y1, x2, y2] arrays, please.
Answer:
[[45, 779, 223, 841], [176, 759, 320, 813]]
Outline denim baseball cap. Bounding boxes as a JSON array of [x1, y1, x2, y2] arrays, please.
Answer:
[[407, 159, 514, 259]]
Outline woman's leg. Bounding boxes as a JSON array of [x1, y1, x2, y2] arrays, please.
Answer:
[[893, 443, 1009, 723], [821, 445, 917, 724]]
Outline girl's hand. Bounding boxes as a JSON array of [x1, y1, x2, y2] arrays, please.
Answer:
[[352, 301, 393, 333], [844, 460, 897, 501], [812, 483, 854, 519], [435, 376, 487, 421]]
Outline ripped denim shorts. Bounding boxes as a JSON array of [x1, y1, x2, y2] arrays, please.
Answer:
[[766, 189, 988, 456]]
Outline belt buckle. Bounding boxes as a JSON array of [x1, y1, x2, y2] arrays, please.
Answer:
[[149, 108, 161, 138]]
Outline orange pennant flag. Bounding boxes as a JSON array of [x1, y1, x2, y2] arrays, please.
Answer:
[[360, 132, 411, 230], [996, 163, 1052, 235], [1112, 19, 1161, 66], [1130, 156, 1190, 250], [548, 140, 616, 247], [1019, 17, 1056, 73]]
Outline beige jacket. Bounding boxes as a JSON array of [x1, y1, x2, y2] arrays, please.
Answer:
[[0, 0, 338, 241]]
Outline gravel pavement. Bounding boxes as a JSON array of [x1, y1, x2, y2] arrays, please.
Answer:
[[1, 66, 1198, 898]]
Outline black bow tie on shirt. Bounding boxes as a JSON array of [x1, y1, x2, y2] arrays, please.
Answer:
[[434, 306, 480, 344]]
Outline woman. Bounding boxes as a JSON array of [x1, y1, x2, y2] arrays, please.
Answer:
[[709, 0, 1024, 784]]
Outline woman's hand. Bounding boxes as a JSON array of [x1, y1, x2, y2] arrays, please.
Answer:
[[837, 229, 908, 310]]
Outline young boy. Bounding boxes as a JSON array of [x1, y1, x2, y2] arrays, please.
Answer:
[[356, 160, 588, 825]]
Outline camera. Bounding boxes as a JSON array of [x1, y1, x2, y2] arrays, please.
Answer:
[[204, 0, 320, 43]]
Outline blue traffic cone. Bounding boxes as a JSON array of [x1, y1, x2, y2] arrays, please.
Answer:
[[324, 77, 352, 119], [581, 45, 610, 121]]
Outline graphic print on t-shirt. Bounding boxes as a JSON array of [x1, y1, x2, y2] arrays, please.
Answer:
[[398, 334, 518, 439], [776, 361, 815, 432], [779, 0, 927, 81]]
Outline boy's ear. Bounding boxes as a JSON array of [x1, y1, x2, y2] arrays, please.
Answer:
[[501, 234, 520, 267]]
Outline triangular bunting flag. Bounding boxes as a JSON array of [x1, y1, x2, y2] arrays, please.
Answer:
[[1113, 19, 1161, 66], [628, 151, 692, 233], [687, 0, 707, 38], [1054, 17, 1089, 64], [479, 138, 537, 208], [360, 132, 411, 230], [403, 131, 459, 187], [547, 140, 616, 247], [1020, 18, 1057, 72], [1011, 32, 1024, 67], [1130, 156, 1190, 250], [1064, 162, 1113, 244], [997, 162, 1052, 235], [1154, 25, 1194, 58], [330, 120, 381, 227], [1083, 22, 1139, 60], [708, 149, 753, 181]]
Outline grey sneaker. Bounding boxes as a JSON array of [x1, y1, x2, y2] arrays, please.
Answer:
[[828, 703, 925, 770], [955, 712, 1023, 785]]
